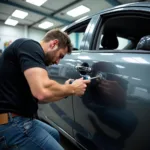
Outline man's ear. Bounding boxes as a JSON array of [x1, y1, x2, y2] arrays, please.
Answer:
[[49, 39, 59, 49], [53, 39, 59, 45], [53, 45, 58, 51]]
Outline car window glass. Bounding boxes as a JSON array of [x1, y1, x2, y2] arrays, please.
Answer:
[[69, 32, 84, 50], [66, 19, 90, 51], [97, 15, 150, 51]]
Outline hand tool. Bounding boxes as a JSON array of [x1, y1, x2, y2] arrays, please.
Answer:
[[69, 74, 102, 84]]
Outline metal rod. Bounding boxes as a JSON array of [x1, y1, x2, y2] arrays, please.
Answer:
[[90, 76, 100, 80]]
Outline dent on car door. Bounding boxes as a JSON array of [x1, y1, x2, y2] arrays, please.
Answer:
[[73, 8, 150, 150]]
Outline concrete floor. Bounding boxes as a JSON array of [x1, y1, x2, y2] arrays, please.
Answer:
[[60, 134, 79, 150]]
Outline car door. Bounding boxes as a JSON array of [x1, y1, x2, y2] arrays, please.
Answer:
[[38, 18, 92, 138], [72, 6, 150, 150]]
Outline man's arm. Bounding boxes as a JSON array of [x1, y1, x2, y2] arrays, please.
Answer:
[[38, 96, 67, 104], [24, 67, 89, 103]]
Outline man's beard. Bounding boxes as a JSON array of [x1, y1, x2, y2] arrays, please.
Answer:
[[44, 51, 54, 66], [45, 57, 51, 66], [45, 55, 52, 66]]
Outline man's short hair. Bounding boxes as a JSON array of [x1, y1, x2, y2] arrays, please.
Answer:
[[136, 35, 150, 50], [42, 29, 73, 54]]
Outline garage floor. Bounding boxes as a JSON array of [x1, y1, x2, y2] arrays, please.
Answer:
[[60, 134, 79, 150]]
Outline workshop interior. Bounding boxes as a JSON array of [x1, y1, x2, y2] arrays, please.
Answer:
[[0, 0, 150, 150]]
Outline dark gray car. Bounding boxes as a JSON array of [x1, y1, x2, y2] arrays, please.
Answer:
[[38, 2, 150, 150]]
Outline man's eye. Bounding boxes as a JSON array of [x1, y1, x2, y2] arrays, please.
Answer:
[[60, 55, 64, 59]]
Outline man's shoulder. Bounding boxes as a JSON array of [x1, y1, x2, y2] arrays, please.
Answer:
[[14, 38, 44, 56], [14, 38, 39, 46], [13, 38, 42, 53]]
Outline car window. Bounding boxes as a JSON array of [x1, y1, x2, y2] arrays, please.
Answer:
[[65, 19, 91, 50], [69, 32, 84, 50], [96, 14, 150, 50]]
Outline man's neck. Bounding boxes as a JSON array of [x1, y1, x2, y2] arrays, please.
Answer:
[[40, 41, 48, 54]]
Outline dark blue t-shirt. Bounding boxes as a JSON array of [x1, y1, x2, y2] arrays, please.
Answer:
[[0, 38, 46, 117]]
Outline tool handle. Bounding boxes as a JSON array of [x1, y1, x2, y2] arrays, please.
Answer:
[[69, 75, 90, 84]]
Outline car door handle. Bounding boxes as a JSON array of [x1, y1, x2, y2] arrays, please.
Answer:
[[75, 65, 92, 73]]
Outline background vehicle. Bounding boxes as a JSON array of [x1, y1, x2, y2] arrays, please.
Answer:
[[38, 2, 150, 150]]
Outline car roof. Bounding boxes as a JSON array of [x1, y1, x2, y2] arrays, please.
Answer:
[[93, 2, 150, 19]]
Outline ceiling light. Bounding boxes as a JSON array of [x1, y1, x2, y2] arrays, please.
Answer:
[[26, 0, 47, 6], [12, 10, 28, 19], [38, 21, 53, 29], [5, 18, 18, 26], [67, 5, 90, 17]]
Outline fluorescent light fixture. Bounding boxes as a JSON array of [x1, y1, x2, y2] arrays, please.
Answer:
[[12, 10, 28, 19], [75, 16, 88, 23], [38, 21, 53, 29], [5, 18, 18, 26], [26, 0, 47, 6], [67, 5, 90, 17]]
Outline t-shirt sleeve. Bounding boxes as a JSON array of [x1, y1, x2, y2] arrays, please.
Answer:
[[16, 40, 46, 72]]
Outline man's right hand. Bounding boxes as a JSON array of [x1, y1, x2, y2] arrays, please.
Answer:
[[71, 78, 90, 96]]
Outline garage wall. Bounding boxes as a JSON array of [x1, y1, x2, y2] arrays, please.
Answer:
[[0, 22, 23, 51], [0, 22, 82, 52], [28, 28, 46, 43], [0, 22, 46, 51]]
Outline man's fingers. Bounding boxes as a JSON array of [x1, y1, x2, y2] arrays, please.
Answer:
[[84, 84, 87, 88], [83, 79, 91, 84]]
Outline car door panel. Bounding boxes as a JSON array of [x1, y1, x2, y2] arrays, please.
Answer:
[[71, 7, 150, 150], [73, 51, 150, 150]]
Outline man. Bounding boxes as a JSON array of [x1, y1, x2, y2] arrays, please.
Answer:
[[0, 29, 90, 150]]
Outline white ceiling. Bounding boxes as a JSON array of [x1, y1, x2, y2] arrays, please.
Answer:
[[0, 0, 148, 30]]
